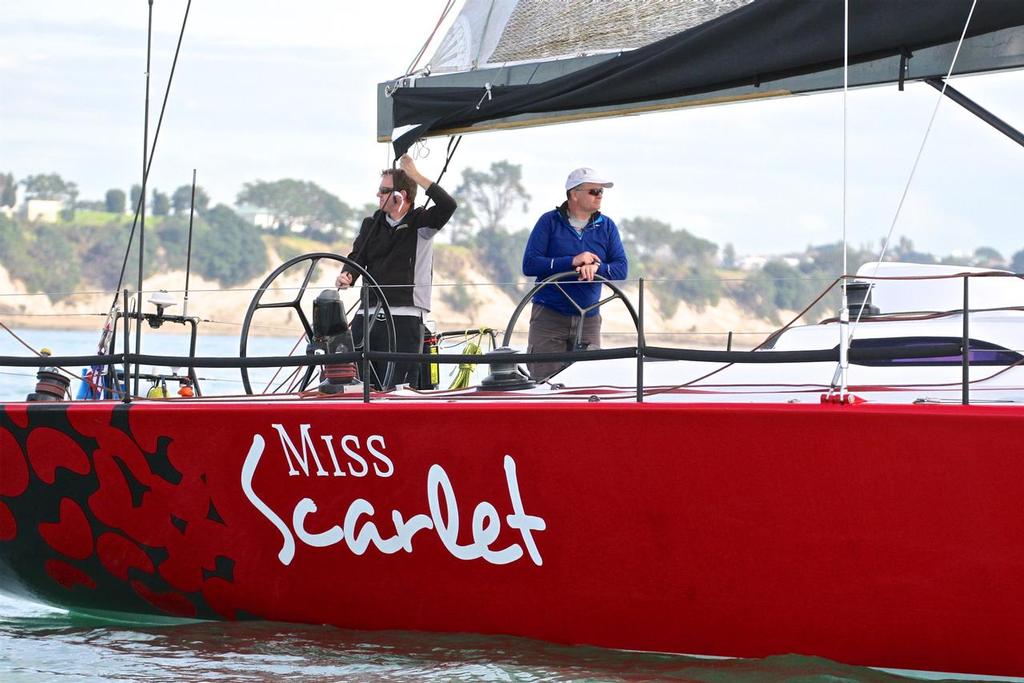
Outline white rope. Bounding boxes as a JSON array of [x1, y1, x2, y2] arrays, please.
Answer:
[[403, 0, 456, 77], [842, 0, 849, 283], [835, 0, 851, 397], [850, 0, 978, 339]]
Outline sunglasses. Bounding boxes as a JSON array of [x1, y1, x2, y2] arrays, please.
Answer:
[[575, 188, 604, 197], [377, 187, 395, 195]]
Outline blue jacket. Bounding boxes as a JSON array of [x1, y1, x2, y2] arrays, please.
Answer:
[[522, 204, 628, 317]]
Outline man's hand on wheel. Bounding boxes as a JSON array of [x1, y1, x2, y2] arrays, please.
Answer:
[[576, 263, 599, 281]]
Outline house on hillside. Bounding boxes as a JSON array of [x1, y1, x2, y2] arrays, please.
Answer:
[[19, 199, 62, 223], [235, 204, 276, 230]]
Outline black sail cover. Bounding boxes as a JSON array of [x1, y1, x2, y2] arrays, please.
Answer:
[[391, 0, 1024, 156]]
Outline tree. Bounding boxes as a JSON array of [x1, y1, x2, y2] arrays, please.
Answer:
[[619, 216, 720, 316], [762, 259, 807, 311], [1011, 249, 1024, 274], [445, 161, 532, 300], [171, 184, 210, 215], [722, 243, 737, 270], [236, 178, 353, 237], [105, 189, 126, 214], [0, 172, 16, 208], [155, 215, 191, 270], [23, 225, 81, 301], [890, 235, 936, 264], [193, 204, 268, 286], [450, 161, 532, 245], [85, 221, 160, 290], [972, 246, 1004, 268], [151, 188, 170, 216], [0, 213, 25, 263], [130, 184, 142, 211], [20, 173, 76, 201]]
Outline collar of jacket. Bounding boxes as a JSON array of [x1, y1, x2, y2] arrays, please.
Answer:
[[556, 201, 602, 228], [376, 207, 414, 228]]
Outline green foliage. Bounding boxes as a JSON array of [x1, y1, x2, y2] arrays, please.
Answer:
[[889, 236, 937, 265], [446, 161, 532, 302], [65, 210, 135, 227], [733, 269, 779, 322], [271, 235, 323, 263], [0, 172, 16, 207], [151, 189, 170, 216], [620, 216, 720, 316], [721, 243, 737, 270], [1012, 249, 1024, 274], [274, 240, 306, 262], [171, 184, 210, 214], [0, 213, 26, 264], [192, 204, 268, 286], [84, 220, 160, 290], [154, 215, 191, 271], [9, 224, 82, 302], [734, 241, 879, 323], [105, 188, 126, 213], [236, 179, 353, 240], [476, 227, 531, 292], [440, 284, 477, 313], [130, 184, 142, 211], [450, 161, 531, 246], [973, 246, 1005, 268], [21, 173, 77, 202]]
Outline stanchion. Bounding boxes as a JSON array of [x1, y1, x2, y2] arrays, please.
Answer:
[[122, 289, 131, 403], [362, 285, 371, 404], [962, 275, 970, 405], [637, 278, 644, 403]]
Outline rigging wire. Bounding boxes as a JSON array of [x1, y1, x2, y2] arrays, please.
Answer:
[[829, 0, 977, 393], [402, 0, 456, 77], [108, 0, 193, 313], [831, 0, 852, 398], [850, 0, 978, 336]]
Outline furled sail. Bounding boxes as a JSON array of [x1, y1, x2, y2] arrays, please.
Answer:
[[380, 0, 1024, 155]]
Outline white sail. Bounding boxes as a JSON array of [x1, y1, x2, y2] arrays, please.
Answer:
[[428, 0, 753, 72]]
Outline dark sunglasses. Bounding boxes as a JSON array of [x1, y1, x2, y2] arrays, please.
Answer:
[[575, 188, 604, 197], [377, 187, 395, 195]]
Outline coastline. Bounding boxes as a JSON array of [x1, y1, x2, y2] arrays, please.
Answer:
[[0, 262, 785, 349]]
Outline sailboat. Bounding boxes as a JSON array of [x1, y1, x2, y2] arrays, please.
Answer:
[[3, 0, 1024, 677]]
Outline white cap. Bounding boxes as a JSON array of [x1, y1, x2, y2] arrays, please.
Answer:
[[565, 167, 614, 191]]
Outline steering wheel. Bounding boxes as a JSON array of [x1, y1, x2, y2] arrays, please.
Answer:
[[502, 270, 641, 358], [239, 252, 395, 394]]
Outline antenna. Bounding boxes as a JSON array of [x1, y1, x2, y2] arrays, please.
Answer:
[[184, 169, 197, 318]]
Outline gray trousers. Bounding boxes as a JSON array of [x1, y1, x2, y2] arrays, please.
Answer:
[[526, 304, 602, 380]]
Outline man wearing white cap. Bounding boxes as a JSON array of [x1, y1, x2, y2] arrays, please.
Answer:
[[521, 167, 628, 380]]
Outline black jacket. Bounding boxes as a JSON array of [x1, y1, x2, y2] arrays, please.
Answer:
[[342, 183, 456, 310]]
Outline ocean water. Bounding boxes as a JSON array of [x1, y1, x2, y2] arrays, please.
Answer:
[[0, 595, 996, 683], [0, 326, 338, 401], [0, 329, 1016, 681]]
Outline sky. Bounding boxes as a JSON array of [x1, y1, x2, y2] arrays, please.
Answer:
[[2, 1, 1023, 261]]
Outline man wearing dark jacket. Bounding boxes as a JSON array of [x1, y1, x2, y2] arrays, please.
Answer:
[[336, 154, 456, 387], [522, 167, 628, 381]]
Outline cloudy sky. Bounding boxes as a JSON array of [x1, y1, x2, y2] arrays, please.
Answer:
[[2, 1, 1023, 260]]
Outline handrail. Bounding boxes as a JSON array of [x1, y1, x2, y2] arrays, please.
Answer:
[[7, 268, 1024, 402], [0, 342, 970, 370]]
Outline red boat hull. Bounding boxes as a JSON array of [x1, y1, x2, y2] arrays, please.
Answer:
[[1, 400, 1023, 676]]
